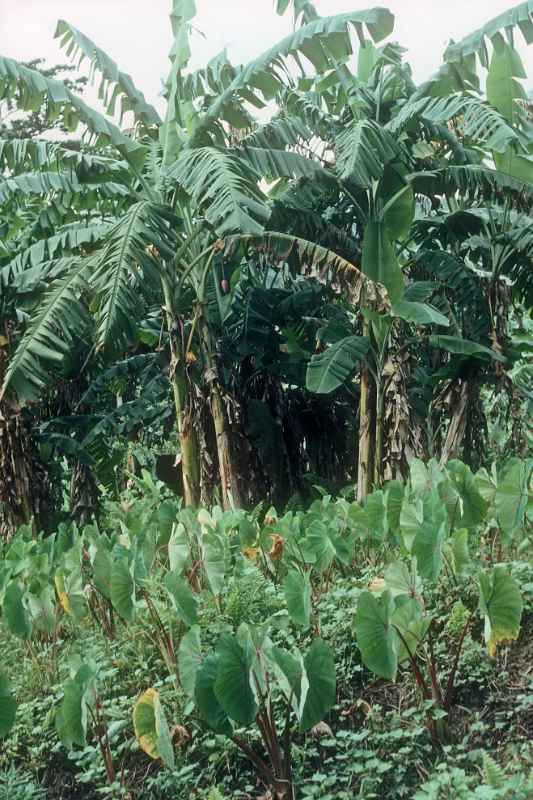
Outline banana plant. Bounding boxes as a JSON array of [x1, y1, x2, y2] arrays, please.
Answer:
[[0, 1, 394, 511]]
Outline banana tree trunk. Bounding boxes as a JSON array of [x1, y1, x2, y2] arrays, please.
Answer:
[[357, 363, 375, 502], [439, 381, 469, 466], [210, 384, 244, 510], [162, 277, 200, 507]]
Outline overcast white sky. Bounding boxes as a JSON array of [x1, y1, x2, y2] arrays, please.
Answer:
[[1, 0, 532, 115]]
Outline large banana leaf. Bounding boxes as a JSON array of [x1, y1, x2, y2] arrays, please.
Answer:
[[361, 220, 404, 302], [192, 9, 394, 141], [444, 2, 533, 67], [306, 335, 369, 393], [1, 259, 90, 402], [55, 20, 162, 130], [166, 147, 270, 235], [336, 119, 398, 187], [0, 55, 148, 169]]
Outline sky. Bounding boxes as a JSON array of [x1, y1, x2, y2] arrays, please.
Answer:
[[1, 0, 532, 116]]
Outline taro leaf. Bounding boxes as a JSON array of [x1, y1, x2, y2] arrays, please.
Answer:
[[495, 458, 531, 537], [55, 665, 95, 749], [385, 480, 404, 537], [392, 596, 430, 664], [0, 671, 16, 737], [270, 646, 304, 711], [214, 634, 257, 726], [178, 625, 202, 698], [365, 490, 388, 543], [399, 497, 423, 552], [27, 586, 56, 634], [195, 654, 233, 736], [203, 532, 226, 596], [301, 521, 336, 571], [299, 639, 336, 732], [445, 460, 487, 529], [168, 522, 190, 574], [355, 590, 398, 681], [92, 544, 112, 599], [110, 559, 135, 622], [133, 688, 175, 769], [283, 570, 311, 630], [451, 528, 470, 575], [164, 571, 198, 627], [384, 560, 423, 600], [478, 567, 523, 657], [3, 581, 31, 640], [55, 569, 87, 622], [412, 489, 447, 581]]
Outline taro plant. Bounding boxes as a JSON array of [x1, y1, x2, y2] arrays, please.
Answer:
[[354, 457, 525, 741], [0, 671, 16, 738], [173, 622, 336, 800], [55, 659, 120, 788]]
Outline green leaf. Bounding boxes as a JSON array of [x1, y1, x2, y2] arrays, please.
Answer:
[[55, 664, 96, 750], [355, 590, 398, 681], [164, 571, 198, 627], [336, 120, 398, 187], [203, 533, 226, 596], [361, 220, 404, 303], [391, 301, 449, 327], [299, 639, 336, 732], [283, 571, 311, 629], [0, 671, 16, 738], [384, 560, 423, 599], [3, 582, 31, 640], [451, 528, 470, 575], [379, 165, 414, 241], [444, 2, 533, 67], [306, 336, 369, 393], [133, 688, 175, 769], [445, 460, 487, 529], [214, 634, 257, 726], [55, 20, 162, 130], [270, 646, 304, 708], [478, 567, 523, 657], [168, 522, 190, 574], [495, 458, 531, 536], [195, 655, 233, 735], [429, 335, 506, 362], [110, 559, 135, 622], [0, 55, 148, 169], [392, 596, 430, 664], [412, 489, 448, 581], [178, 625, 202, 698], [166, 148, 270, 235]]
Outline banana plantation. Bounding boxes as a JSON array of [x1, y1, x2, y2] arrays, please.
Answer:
[[0, 1, 532, 798]]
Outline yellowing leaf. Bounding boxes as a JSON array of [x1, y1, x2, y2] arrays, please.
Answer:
[[133, 688, 175, 768]]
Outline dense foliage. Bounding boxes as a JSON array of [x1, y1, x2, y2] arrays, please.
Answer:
[[0, 0, 532, 797]]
